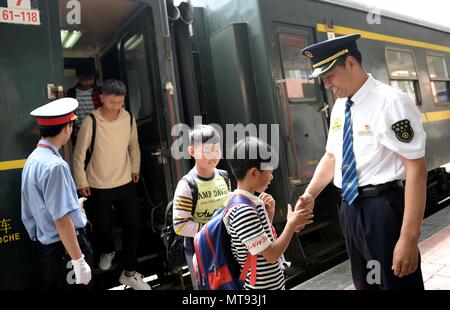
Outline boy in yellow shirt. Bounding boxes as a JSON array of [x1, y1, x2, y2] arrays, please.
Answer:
[[173, 125, 231, 289]]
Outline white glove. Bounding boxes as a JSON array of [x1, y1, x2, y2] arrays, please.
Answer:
[[78, 197, 87, 213], [78, 197, 88, 226], [71, 254, 92, 285]]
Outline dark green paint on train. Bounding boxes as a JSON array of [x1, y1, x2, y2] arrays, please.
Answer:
[[0, 0, 449, 289]]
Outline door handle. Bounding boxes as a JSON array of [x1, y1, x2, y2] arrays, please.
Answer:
[[320, 104, 329, 112], [150, 148, 168, 164], [320, 103, 330, 119], [288, 178, 304, 187]]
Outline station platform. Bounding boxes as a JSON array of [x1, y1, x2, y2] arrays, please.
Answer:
[[292, 205, 450, 290]]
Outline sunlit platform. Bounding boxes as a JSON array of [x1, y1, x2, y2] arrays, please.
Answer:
[[292, 205, 450, 290]]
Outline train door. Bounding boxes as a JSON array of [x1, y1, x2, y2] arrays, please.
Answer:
[[58, 0, 176, 287], [117, 7, 173, 262], [0, 0, 64, 289], [272, 23, 345, 262], [272, 23, 329, 186]]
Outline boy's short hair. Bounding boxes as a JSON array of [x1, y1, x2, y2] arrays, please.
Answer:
[[189, 125, 220, 146], [102, 79, 127, 96], [229, 137, 273, 181]]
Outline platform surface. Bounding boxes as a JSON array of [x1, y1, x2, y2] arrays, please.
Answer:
[[292, 205, 450, 290]]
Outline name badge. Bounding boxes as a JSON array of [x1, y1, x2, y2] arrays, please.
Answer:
[[331, 118, 342, 132], [358, 124, 373, 136]]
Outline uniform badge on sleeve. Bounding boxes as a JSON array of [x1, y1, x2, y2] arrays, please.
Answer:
[[391, 119, 414, 143]]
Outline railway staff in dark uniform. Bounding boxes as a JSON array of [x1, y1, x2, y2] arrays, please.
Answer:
[[21, 98, 93, 290], [297, 34, 427, 289]]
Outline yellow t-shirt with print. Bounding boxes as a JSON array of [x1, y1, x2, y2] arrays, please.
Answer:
[[172, 168, 231, 237], [193, 174, 230, 224]]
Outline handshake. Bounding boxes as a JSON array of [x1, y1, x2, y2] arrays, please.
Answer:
[[287, 192, 315, 232]]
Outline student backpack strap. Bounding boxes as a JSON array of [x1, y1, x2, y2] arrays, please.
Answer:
[[182, 172, 198, 215], [88, 111, 133, 163], [185, 169, 230, 213], [89, 114, 96, 154], [217, 169, 231, 191], [128, 110, 134, 129], [83, 114, 97, 168], [225, 193, 258, 286]]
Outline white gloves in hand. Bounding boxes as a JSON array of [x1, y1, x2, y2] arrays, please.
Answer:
[[78, 197, 87, 213], [71, 254, 92, 285]]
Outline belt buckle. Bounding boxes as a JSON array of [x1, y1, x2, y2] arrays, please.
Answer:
[[76, 228, 85, 236], [359, 186, 380, 198], [394, 180, 403, 188]]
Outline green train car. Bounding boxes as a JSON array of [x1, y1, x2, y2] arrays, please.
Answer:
[[0, 0, 449, 289]]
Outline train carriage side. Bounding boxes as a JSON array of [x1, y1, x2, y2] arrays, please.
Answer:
[[0, 0, 190, 289], [257, 0, 450, 210], [192, 0, 450, 281], [1, 0, 449, 290]]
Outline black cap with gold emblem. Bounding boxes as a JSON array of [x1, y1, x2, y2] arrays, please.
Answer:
[[301, 34, 361, 79]]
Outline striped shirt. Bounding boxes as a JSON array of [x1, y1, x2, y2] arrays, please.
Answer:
[[224, 189, 285, 290], [173, 168, 230, 237], [73, 88, 95, 136]]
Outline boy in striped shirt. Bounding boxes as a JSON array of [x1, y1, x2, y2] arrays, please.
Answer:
[[225, 137, 314, 289], [173, 125, 231, 289], [67, 60, 101, 146]]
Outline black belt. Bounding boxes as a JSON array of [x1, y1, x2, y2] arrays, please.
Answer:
[[38, 228, 86, 248], [340, 180, 403, 200], [76, 227, 87, 236]]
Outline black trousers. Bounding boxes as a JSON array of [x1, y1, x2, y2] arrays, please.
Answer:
[[37, 231, 94, 290], [338, 187, 424, 290], [87, 182, 142, 271]]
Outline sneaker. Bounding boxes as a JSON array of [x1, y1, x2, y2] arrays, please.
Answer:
[[98, 251, 115, 271], [119, 271, 151, 290]]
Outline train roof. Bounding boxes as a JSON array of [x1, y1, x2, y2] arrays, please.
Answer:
[[319, 0, 450, 34]]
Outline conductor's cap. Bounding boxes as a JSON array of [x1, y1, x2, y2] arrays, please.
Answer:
[[301, 34, 361, 79], [30, 98, 79, 126]]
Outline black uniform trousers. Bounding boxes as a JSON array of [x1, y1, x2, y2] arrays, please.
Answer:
[[86, 182, 142, 271], [338, 186, 424, 290], [37, 230, 94, 290]]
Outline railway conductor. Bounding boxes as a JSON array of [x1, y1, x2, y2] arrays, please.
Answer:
[[297, 34, 427, 289], [21, 98, 93, 289]]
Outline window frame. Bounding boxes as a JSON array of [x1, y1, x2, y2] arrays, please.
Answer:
[[385, 47, 422, 105], [277, 31, 321, 104], [425, 53, 450, 105]]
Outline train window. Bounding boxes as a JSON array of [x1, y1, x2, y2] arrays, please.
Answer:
[[123, 33, 154, 120], [279, 33, 316, 102], [426, 55, 450, 104], [385, 48, 421, 105], [390, 80, 417, 105], [427, 55, 449, 79], [386, 49, 417, 78]]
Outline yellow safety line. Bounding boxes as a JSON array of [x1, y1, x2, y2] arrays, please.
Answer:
[[0, 29, 450, 176], [0, 159, 26, 171], [421, 110, 450, 124], [316, 24, 450, 53], [0, 110, 449, 172]]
